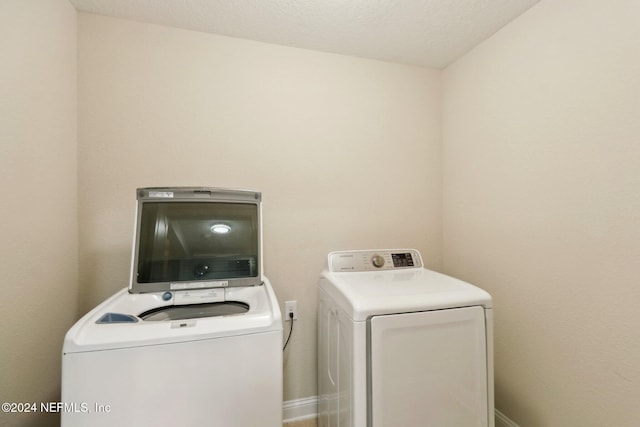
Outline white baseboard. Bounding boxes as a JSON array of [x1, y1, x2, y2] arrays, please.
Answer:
[[495, 408, 520, 427], [283, 396, 519, 427], [283, 396, 318, 422]]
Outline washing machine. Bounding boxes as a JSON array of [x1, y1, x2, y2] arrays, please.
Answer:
[[62, 187, 283, 426], [317, 249, 494, 427]]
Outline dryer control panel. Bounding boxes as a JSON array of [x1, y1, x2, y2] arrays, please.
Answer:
[[328, 249, 423, 272]]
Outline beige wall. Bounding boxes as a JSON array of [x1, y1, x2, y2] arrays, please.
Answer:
[[77, 13, 442, 401], [0, 0, 78, 426], [442, 0, 640, 425]]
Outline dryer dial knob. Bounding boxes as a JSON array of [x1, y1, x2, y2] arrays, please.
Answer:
[[371, 254, 385, 268]]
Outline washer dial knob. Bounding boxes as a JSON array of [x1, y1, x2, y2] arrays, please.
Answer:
[[371, 254, 385, 268]]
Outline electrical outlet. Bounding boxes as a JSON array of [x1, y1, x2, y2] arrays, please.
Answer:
[[284, 300, 298, 321]]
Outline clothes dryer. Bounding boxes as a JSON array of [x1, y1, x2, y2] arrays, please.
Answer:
[[317, 249, 493, 427]]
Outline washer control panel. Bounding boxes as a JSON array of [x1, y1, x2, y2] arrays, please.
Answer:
[[328, 249, 423, 272]]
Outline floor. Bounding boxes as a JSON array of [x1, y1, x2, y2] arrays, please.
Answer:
[[283, 418, 317, 427]]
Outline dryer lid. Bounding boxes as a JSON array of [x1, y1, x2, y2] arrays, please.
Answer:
[[320, 249, 492, 321]]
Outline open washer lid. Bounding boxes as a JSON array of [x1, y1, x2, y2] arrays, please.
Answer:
[[130, 187, 263, 293]]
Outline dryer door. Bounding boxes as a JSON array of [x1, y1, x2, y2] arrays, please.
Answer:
[[369, 306, 488, 427]]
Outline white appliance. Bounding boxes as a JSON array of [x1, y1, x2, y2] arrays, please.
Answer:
[[62, 188, 283, 426], [317, 249, 494, 427]]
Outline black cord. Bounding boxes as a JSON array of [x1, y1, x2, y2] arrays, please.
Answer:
[[282, 312, 294, 351]]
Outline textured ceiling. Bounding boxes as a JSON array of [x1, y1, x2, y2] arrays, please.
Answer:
[[69, 0, 540, 68]]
